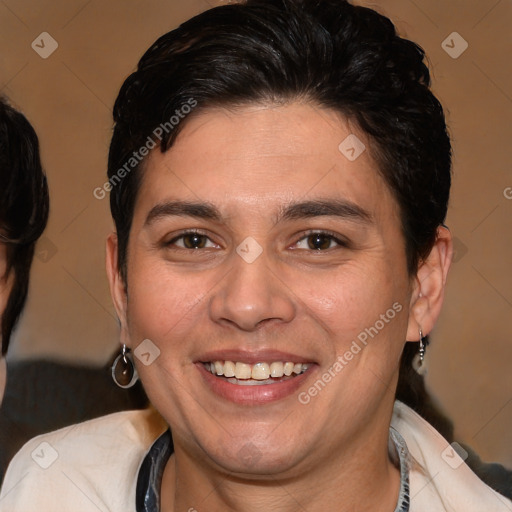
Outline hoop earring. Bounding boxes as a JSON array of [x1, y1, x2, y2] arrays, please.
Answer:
[[111, 344, 138, 388], [412, 328, 428, 376]]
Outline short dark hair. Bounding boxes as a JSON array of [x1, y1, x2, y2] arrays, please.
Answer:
[[0, 97, 49, 355], [109, 0, 451, 283]]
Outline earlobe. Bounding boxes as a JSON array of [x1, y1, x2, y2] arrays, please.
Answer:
[[406, 226, 453, 341], [105, 233, 131, 347]]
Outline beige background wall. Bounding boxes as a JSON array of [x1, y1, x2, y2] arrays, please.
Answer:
[[1, 0, 511, 466]]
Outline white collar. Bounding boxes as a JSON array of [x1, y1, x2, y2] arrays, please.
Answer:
[[391, 400, 512, 511]]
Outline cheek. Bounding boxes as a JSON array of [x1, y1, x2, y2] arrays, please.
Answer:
[[292, 261, 410, 380], [291, 262, 404, 335], [125, 262, 211, 345]]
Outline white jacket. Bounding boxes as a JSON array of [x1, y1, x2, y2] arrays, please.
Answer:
[[0, 401, 510, 511]]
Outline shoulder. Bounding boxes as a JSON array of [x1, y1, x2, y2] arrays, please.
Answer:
[[392, 401, 512, 511], [0, 408, 167, 512]]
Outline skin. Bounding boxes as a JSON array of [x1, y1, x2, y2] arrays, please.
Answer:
[[107, 103, 452, 511]]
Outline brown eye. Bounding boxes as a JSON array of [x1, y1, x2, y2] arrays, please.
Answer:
[[166, 231, 218, 250], [307, 233, 334, 250], [181, 233, 208, 249], [293, 231, 348, 251]]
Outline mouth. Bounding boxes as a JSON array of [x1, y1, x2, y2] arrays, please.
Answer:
[[202, 360, 311, 386], [197, 356, 316, 404]]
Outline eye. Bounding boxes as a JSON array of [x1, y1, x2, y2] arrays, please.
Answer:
[[293, 231, 347, 251], [167, 231, 219, 250]]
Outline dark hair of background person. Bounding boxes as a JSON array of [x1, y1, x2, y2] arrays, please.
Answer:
[[106, 0, 511, 496], [0, 97, 49, 355], [0, 98, 150, 487]]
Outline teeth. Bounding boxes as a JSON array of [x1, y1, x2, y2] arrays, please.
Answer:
[[270, 362, 284, 378], [283, 362, 294, 376], [251, 363, 270, 380], [235, 362, 252, 380], [204, 360, 309, 381], [223, 360, 235, 378], [214, 361, 224, 375]]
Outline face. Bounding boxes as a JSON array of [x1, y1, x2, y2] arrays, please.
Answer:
[[108, 103, 445, 478]]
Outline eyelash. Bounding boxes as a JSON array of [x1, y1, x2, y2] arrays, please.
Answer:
[[165, 229, 218, 250], [293, 230, 349, 251], [164, 229, 349, 251]]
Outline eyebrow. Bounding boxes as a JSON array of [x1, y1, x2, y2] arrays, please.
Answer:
[[278, 199, 372, 224], [145, 201, 221, 226], [144, 198, 372, 227]]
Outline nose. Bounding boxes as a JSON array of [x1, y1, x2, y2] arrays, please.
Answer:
[[209, 250, 296, 332]]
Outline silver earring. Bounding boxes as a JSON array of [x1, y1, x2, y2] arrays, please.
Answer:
[[111, 344, 139, 388], [418, 327, 426, 363], [412, 328, 427, 375]]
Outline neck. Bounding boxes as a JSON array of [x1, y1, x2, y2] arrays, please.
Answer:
[[161, 408, 401, 512]]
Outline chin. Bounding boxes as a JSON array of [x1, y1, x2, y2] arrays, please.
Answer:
[[202, 436, 307, 478]]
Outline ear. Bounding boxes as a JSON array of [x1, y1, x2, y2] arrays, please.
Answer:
[[406, 225, 453, 341], [106, 233, 131, 348]]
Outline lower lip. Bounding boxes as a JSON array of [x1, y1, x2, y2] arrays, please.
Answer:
[[196, 363, 315, 405]]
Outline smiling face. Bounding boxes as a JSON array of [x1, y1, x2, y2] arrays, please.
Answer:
[[107, 102, 442, 478]]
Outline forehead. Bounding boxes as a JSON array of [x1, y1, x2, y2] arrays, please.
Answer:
[[132, 103, 399, 225]]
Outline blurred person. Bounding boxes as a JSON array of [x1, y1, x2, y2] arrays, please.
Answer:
[[0, 98, 147, 485], [0, 97, 50, 481], [1, 1, 511, 510], [0, 96, 49, 404]]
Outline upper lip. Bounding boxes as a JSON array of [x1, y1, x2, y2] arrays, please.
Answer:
[[196, 349, 316, 365]]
